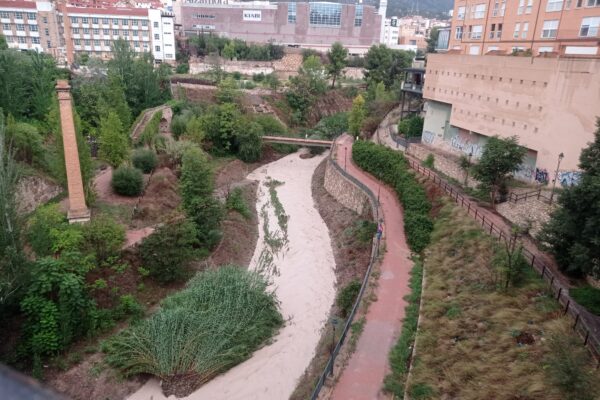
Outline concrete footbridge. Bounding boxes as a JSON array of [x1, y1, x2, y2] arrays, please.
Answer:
[[262, 135, 333, 148]]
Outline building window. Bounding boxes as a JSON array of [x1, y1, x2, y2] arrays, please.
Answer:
[[133, 30, 139, 36], [166, 53, 173, 58], [546, 0, 564, 11], [585, 0, 600, 5], [518, 0, 533, 14], [155, 45, 160, 51], [580, 16, 600, 36], [122, 19, 128, 25], [0, 12, 10, 19], [142, 31, 149, 37], [104, 40, 110, 46], [29, 24, 37, 32], [154, 33, 159, 39], [83, 27, 90, 34], [513, 22, 521, 38], [490, 23, 503, 38], [46, 40, 51, 47], [522, 22, 529, 38], [541, 20, 559, 37], [471, 4, 486, 18], [93, 39, 100, 46], [113, 29, 119, 35], [142, 20, 148, 26], [84, 39, 90, 46], [16, 24, 24, 31], [309, 3, 342, 26], [469, 25, 483, 39], [32, 37, 40, 44], [17, 36, 25, 43], [27, 12, 36, 20], [457, 6, 466, 19], [70, 17, 78, 24], [134, 41, 139, 47], [44, 28, 49, 35], [102, 18, 109, 24], [74, 38, 80, 45], [455, 26, 463, 39], [15, 12, 23, 20], [73, 27, 80, 34], [92, 17, 98, 24], [103, 28, 109, 34], [93, 28, 99, 35], [43, 16, 47, 23], [153, 21, 159, 28], [82, 17, 88, 24], [113, 18, 119, 25], [3, 23, 10, 30], [132, 19, 138, 26], [354, 5, 363, 27], [288, 2, 296, 23], [492, 0, 506, 16]]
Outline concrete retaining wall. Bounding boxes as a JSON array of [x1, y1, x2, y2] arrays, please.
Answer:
[[408, 143, 478, 188], [324, 159, 370, 216]]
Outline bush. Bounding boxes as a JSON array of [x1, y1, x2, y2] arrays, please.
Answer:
[[175, 63, 189, 74], [81, 216, 125, 265], [27, 203, 68, 257], [336, 280, 361, 318], [103, 266, 283, 385], [423, 154, 435, 169], [131, 148, 158, 173], [111, 166, 143, 197], [353, 141, 433, 252], [570, 286, 600, 316], [139, 219, 200, 283], [226, 188, 251, 219]]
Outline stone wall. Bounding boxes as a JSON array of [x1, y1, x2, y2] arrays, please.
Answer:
[[324, 159, 370, 216], [16, 175, 63, 214], [407, 143, 478, 188]]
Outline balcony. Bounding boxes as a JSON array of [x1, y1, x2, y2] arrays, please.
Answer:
[[401, 81, 424, 93], [401, 67, 425, 95]]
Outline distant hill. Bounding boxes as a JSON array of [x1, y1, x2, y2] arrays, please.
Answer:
[[387, 0, 454, 18]]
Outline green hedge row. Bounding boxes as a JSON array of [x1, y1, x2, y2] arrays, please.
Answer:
[[352, 141, 433, 252]]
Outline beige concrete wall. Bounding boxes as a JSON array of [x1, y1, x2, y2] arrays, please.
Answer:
[[324, 159, 370, 216], [423, 53, 599, 184]]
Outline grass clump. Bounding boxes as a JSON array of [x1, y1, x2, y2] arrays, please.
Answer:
[[226, 187, 251, 219], [103, 266, 283, 391], [383, 259, 423, 396], [352, 141, 432, 252], [569, 286, 600, 316], [336, 280, 361, 318]]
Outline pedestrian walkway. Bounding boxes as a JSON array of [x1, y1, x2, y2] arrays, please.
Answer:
[[331, 135, 413, 400]]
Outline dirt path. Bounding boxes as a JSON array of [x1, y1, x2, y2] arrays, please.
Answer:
[[128, 151, 336, 400], [330, 135, 413, 400], [130, 105, 169, 141]]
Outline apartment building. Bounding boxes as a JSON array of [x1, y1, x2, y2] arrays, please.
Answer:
[[449, 0, 600, 56], [0, 0, 63, 59], [58, 5, 175, 64]]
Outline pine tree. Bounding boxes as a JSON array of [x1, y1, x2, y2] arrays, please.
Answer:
[[348, 94, 367, 136], [99, 111, 129, 168]]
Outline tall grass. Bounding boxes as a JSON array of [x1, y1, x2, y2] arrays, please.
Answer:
[[103, 266, 282, 385]]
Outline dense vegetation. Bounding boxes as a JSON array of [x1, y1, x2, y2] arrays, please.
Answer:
[[397, 115, 424, 138], [402, 201, 600, 400], [187, 34, 284, 61], [352, 141, 433, 252], [540, 120, 600, 280], [103, 266, 283, 387]]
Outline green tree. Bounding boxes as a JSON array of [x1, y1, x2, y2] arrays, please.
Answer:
[[222, 41, 236, 60], [201, 103, 241, 154], [364, 45, 413, 89], [99, 111, 129, 167], [0, 113, 27, 310], [215, 76, 241, 104], [0, 34, 7, 50], [235, 120, 263, 162], [326, 42, 348, 88], [299, 55, 327, 94], [426, 27, 440, 54], [180, 146, 222, 247], [540, 120, 600, 278], [81, 216, 125, 265], [348, 94, 367, 136], [472, 136, 527, 208]]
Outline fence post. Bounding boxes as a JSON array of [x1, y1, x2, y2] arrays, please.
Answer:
[[541, 265, 546, 278], [573, 314, 580, 330], [550, 275, 555, 286], [474, 208, 478, 218], [584, 330, 590, 346], [490, 222, 493, 234], [461, 197, 464, 207], [564, 300, 570, 315], [482, 215, 486, 227], [530, 255, 536, 267], [557, 287, 562, 300], [467, 203, 471, 214], [537, 189, 541, 200]]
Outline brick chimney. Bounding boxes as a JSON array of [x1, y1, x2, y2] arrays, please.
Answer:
[[56, 80, 91, 223]]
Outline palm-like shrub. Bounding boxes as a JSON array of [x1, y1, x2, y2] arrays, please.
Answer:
[[103, 266, 283, 390]]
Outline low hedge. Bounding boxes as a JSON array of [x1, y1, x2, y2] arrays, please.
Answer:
[[352, 141, 432, 253]]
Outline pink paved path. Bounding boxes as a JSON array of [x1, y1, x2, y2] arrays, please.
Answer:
[[331, 135, 413, 400]]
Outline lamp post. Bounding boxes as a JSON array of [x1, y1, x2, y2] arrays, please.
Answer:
[[549, 152, 564, 205]]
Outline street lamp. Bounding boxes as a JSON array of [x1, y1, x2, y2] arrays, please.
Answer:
[[549, 152, 564, 205]]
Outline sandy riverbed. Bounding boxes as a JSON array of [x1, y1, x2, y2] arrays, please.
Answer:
[[128, 151, 336, 400]]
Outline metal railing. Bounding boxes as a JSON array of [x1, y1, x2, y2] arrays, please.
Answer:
[[406, 159, 600, 364], [507, 188, 552, 204], [389, 125, 422, 149], [310, 143, 381, 400]]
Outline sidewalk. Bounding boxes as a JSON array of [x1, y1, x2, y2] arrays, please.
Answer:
[[330, 135, 413, 400]]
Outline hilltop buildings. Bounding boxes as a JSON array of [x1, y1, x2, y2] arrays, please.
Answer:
[[420, 0, 600, 185], [0, 0, 175, 64]]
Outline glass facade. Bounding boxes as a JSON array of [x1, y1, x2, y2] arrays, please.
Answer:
[[309, 2, 342, 27], [354, 4, 363, 27], [288, 2, 296, 23]]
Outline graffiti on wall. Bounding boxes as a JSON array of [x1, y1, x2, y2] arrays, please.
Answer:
[[558, 171, 582, 187], [514, 164, 535, 181], [534, 168, 549, 184], [449, 135, 483, 158], [422, 131, 436, 145]]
